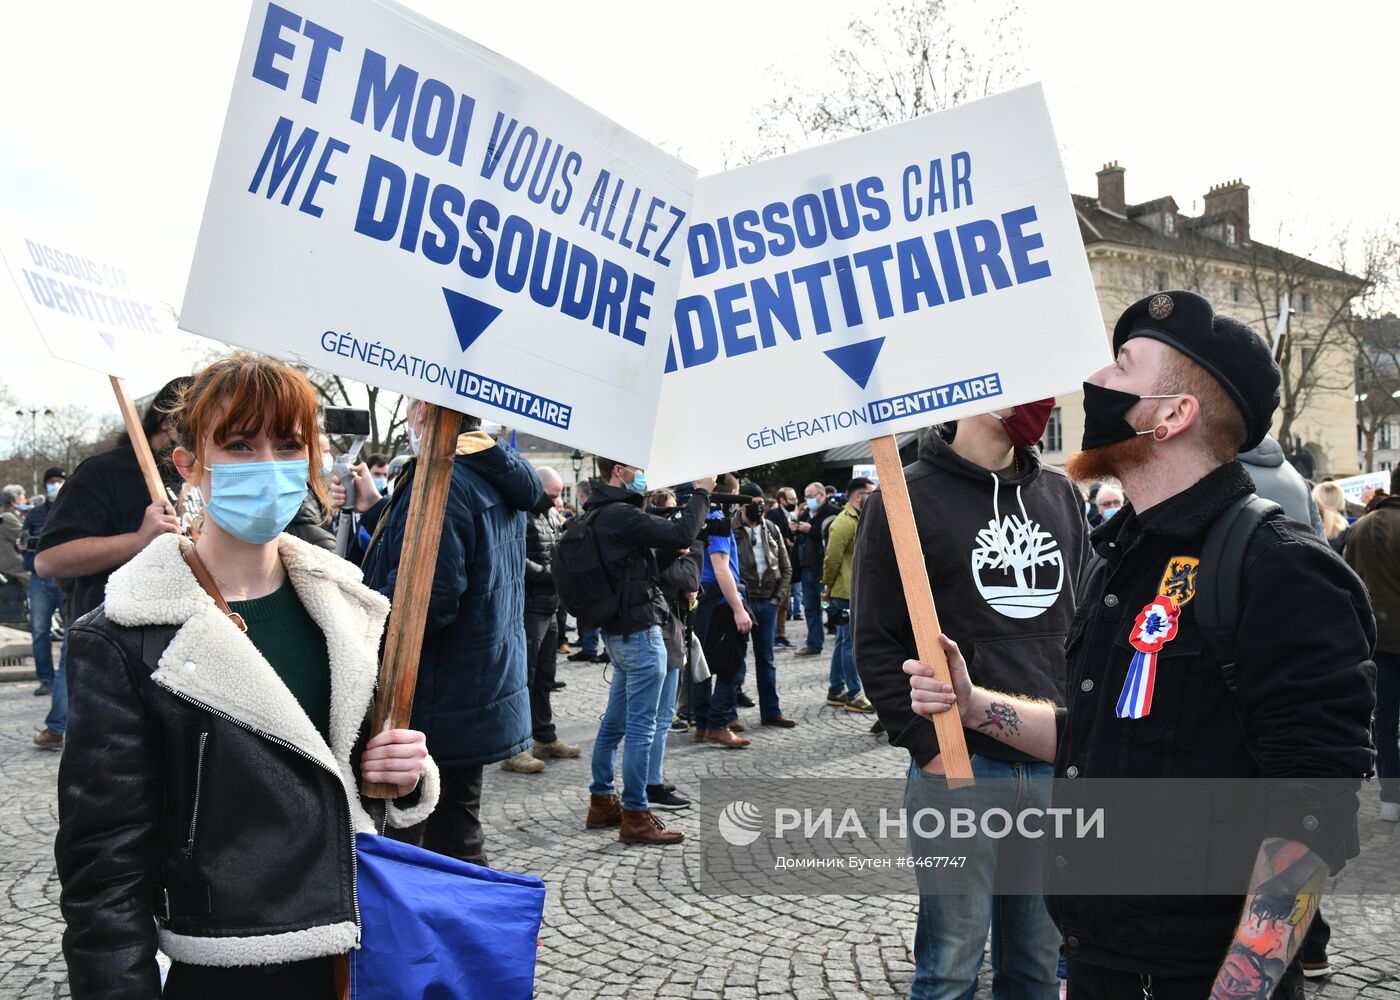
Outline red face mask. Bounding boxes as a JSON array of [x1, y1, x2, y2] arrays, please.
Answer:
[[998, 398, 1056, 449]]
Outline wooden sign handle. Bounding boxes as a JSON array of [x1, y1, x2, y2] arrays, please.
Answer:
[[869, 434, 974, 787], [362, 403, 462, 799], [109, 375, 168, 506]]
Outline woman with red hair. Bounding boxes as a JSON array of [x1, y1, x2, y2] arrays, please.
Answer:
[[55, 354, 439, 999]]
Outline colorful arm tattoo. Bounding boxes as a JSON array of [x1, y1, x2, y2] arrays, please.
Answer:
[[1210, 838, 1327, 999]]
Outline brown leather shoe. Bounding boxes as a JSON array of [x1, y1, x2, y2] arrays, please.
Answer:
[[619, 808, 684, 845], [586, 793, 622, 829], [726, 718, 746, 733], [705, 727, 752, 748], [761, 716, 798, 729], [32, 729, 63, 750], [693, 727, 708, 743]]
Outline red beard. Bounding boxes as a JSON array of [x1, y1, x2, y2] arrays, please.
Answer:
[[1065, 432, 1157, 486]]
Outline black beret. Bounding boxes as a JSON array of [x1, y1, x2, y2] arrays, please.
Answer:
[[1111, 290, 1281, 452]]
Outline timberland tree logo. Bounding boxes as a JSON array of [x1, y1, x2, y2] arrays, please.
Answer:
[[970, 502, 1063, 619]]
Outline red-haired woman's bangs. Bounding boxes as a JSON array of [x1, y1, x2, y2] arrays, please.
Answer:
[[178, 354, 328, 510], [202, 361, 319, 449]]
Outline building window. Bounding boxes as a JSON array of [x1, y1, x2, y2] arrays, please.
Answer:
[[1383, 461, 1394, 472], [1231, 283, 1241, 303], [1226, 223, 1237, 245], [1044, 407, 1063, 453], [1154, 270, 1168, 290], [1298, 290, 1310, 313], [1163, 214, 1175, 235], [1381, 421, 1395, 451]]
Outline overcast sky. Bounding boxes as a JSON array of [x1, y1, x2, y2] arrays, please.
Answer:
[[3, 0, 1397, 445]]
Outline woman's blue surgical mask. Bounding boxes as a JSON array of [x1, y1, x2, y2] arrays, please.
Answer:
[[1101, 505, 1120, 521], [205, 460, 309, 544], [626, 470, 648, 494]]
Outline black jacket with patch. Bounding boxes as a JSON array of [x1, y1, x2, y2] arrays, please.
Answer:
[[1047, 461, 1376, 977], [853, 432, 1088, 766]]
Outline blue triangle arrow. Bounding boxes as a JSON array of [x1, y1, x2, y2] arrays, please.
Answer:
[[823, 337, 886, 390], [442, 287, 503, 353]]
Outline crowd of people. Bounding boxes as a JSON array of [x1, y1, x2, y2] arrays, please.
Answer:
[[2, 287, 1396, 999]]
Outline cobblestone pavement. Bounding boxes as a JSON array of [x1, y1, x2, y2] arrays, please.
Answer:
[[2, 637, 1397, 998]]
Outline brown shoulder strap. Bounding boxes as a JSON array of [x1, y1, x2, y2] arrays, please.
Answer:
[[182, 546, 248, 633]]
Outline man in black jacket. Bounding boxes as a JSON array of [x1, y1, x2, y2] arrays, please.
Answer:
[[584, 459, 713, 845], [793, 481, 836, 656], [905, 291, 1376, 1000], [502, 466, 580, 774], [855, 399, 1084, 999]]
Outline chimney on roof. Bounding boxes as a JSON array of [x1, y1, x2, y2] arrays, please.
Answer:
[[1202, 178, 1250, 245], [1096, 161, 1126, 215]]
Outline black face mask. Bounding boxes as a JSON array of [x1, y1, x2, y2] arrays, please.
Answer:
[[744, 501, 764, 524], [532, 493, 555, 515], [1080, 382, 1182, 450]]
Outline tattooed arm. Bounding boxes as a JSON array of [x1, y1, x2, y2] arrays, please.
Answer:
[[1210, 838, 1326, 999], [904, 634, 1058, 764]]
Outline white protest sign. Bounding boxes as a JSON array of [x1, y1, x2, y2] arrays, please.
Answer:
[[0, 233, 171, 379], [1333, 471, 1389, 505], [183, 0, 695, 465], [646, 85, 1107, 484]]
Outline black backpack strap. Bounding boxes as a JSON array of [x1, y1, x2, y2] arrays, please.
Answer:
[[1195, 494, 1280, 695]]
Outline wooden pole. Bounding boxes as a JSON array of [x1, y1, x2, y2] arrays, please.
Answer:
[[109, 375, 167, 505], [362, 403, 462, 799], [869, 434, 974, 787]]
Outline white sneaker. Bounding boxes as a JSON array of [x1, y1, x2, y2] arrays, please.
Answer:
[[1380, 801, 1400, 822]]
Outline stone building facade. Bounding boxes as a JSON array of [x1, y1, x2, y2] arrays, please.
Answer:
[[1042, 163, 1364, 478]]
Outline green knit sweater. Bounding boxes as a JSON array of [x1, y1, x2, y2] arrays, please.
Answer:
[[228, 580, 332, 741]]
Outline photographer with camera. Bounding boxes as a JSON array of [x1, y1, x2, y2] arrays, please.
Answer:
[[577, 460, 713, 845], [688, 474, 756, 748], [732, 483, 798, 729], [643, 488, 704, 810]]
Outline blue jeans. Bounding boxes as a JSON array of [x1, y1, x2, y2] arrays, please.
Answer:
[[29, 575, 64, 684], [1376, 652, 1400, 803], [827, 598, 860, 696], [799, 567, 824, 652], [578, 626, 602, 657], [647, 667, 681, 786], [905, 756, 1059, 1000], [590, 627, 667, 811], [748, 599, 782, 719], [45, 629, 70, 735]]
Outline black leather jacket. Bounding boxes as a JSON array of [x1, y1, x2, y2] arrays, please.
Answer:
[[524, 505, 562, 615], [55, 534, 438, 999]]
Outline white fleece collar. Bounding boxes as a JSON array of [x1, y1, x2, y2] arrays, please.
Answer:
[[104, 533, 391, 831]]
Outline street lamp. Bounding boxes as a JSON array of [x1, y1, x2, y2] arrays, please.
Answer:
[[570, 448, 583, 480], [14, 407, 54, 496]]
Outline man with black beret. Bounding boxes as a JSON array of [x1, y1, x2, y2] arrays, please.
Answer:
[[904, 290, 1376, 999]]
